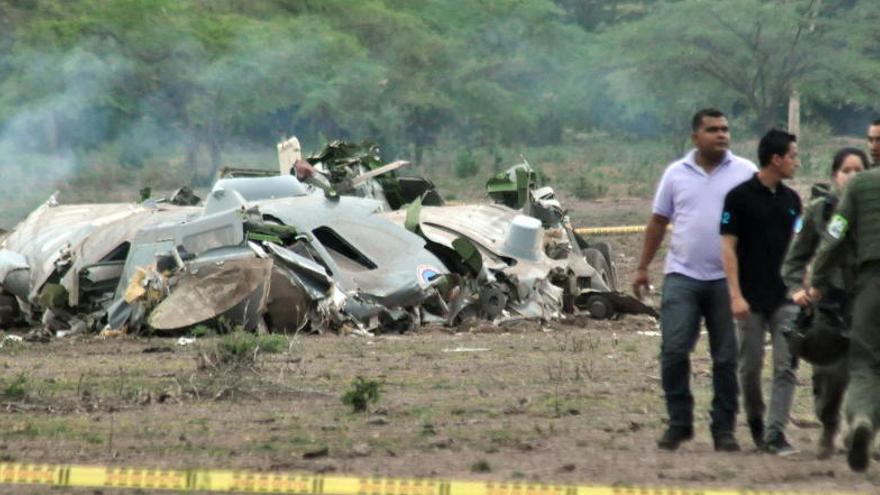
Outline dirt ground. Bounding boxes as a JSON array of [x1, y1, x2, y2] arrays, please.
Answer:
[[0, 193, 877, 494]]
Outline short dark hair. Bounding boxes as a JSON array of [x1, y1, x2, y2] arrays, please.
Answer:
[[691, 108, 725, 132], [871, 118, 880, 127], [758, 129, 797, 168], [831, 147, 869, 176]]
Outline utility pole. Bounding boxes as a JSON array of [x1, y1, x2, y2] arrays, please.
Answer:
[[788, 89, 800, 137]]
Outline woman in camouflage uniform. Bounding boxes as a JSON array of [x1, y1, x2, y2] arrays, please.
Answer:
[[782, 147, 867, 459]]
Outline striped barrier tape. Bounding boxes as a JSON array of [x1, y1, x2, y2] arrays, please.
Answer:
[[0, 462, 866, 495], [575, 225, 646, 236]]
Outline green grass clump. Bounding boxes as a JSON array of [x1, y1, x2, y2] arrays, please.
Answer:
[[341, 377, 382, 413], [1, 373, 29, 401], [256, 334, 289, 354]]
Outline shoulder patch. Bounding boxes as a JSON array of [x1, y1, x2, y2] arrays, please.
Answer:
[[827, 214, 848, 240]]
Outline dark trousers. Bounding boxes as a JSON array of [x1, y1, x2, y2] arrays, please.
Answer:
[[660, 273, 739, 434], [813, 357, 848, 432]]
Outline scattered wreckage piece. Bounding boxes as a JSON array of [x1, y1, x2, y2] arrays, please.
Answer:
[[0, 197, 197, 334], [275, 137, 444, 211], [483, 163, 655, 319], [385, 198, 655, 323]]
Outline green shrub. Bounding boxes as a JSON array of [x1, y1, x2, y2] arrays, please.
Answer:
[[189, 325, 214, 337], [341, 376, 382, 413], [257, 334, 289, 354], [2, 373, 29, 400], [211, 332, 260, 367], [571, 175, 608, 199], [454, 149, 479, 178], [470, 460, 492, 473]]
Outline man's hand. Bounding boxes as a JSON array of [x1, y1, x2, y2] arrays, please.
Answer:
[[807, 287, 823, 302], [731, 295, 750, 320], [632, 267, 651, 300], [293, 159, 316, 181], [792, 288, 812, 307]]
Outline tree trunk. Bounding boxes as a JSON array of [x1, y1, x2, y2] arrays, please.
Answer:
[[788, 90, 800, 137], [756, 103, 783, 133]]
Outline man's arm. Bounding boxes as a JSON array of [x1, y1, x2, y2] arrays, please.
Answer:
[[721, 234, 750, 319], [632, 213, 670, 299]]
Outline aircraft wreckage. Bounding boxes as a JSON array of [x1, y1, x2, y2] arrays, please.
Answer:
[[0, 138, 655, 338]]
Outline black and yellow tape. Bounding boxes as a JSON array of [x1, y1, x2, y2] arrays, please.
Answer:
[[575, 225, 646, 236], [0, 463, 866, 495]]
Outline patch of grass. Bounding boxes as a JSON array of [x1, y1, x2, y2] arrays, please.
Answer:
[[570, 175, 608, 200], [1, 373, 29, 401], [83, 432, 103, 444], [200, 331, 286, 369], [257, 334, 289, 354], [718, 469, 737, 481], [8, 422, 40, 438], [216, 332, 260, 362], [189, 325, 214, 337], [470, 460, 492, 473], [0, 337, 25, 356], [341, 377, 382, 413]]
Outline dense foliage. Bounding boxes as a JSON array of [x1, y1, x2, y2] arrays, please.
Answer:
[[0, 0, 877, 200]]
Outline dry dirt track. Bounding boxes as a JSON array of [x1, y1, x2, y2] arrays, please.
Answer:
[[0, 193, 877, 494]]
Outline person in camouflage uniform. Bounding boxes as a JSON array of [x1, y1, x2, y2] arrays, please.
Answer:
[[810, 161, 880, 472], [782, 148, 868, 459]]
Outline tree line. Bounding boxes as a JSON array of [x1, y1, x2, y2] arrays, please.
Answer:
[[1, 0, 878, 184]]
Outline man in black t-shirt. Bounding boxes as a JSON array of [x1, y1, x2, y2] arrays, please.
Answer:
[[720, 129, 803, 455]]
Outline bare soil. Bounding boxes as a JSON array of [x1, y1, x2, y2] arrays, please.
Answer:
[[0, 194, 876, 494]]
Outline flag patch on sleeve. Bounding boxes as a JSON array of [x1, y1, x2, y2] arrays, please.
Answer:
[[827, 214, 848, 239]]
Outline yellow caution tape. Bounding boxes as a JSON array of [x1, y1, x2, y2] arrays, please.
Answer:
[[0, 462, 866, 495], [575, 225, 646, 235]]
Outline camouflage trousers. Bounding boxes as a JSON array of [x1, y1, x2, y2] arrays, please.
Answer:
[[813, 357, 848, 432], [844, 266, 880, 428]]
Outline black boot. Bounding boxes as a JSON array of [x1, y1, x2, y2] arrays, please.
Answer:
[[713, 432, 741, 452], [848, 416, 874, 472], [748, 416, 764, 450], [657, 425, 694, 451]]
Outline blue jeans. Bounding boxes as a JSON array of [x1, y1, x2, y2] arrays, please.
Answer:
[[660, 273, 739, 434]]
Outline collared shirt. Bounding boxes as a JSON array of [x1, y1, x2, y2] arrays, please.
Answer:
[[653, 150, 757, 281], [721, 174, 802, 315]]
